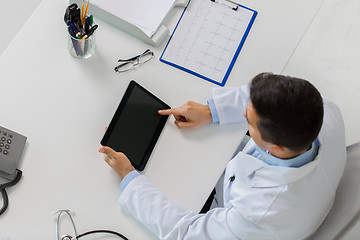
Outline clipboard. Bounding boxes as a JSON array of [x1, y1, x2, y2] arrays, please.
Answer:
[[160, 0, 257, 86]]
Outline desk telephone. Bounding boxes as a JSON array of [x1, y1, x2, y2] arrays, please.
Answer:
[[0, 126, 26, 215]]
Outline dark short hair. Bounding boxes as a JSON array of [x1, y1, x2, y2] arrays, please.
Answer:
[[249, 73, 324, 152]]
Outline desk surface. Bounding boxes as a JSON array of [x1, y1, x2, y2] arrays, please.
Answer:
[[0, 0, 42, 56], [0, 0, 323, 238]]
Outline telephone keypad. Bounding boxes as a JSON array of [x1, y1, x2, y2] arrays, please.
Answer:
[[0, 131, 12, 155], [0, 125, 27, 180]]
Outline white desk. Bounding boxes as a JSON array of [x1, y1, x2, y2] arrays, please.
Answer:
[[0, 0, 323, 239], [0, 0, 42, 56]]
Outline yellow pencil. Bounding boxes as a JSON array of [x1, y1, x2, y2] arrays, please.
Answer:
[[84, 1, 89, 20], [81, 1, 85, 25], [81, 1, 89, 26]]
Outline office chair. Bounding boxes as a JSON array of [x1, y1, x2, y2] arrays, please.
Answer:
[[308, 142, 360, 239]]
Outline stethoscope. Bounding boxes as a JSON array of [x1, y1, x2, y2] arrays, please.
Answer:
[[56, 210, 129, 240]]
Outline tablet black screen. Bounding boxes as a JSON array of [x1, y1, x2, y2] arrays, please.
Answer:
[[101, 81, 170, 170]]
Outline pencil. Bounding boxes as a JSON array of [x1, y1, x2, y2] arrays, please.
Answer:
[[81, 1, 84, 21], [81, 1, 89, 26], [85, 1, 89, 17]]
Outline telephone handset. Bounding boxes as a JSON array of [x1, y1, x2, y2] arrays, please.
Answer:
[[0, 126, 27, 216]]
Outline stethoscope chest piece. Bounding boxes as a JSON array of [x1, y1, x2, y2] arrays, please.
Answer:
[[61, 235, 73, 240]]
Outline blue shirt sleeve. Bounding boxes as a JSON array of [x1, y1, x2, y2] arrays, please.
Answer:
[[207, 98, 219, 123], [120, 170, 140, 191]]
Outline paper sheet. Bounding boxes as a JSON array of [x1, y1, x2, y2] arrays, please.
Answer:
[[90, 0, 176, 37], [161, 0, 256, 85]]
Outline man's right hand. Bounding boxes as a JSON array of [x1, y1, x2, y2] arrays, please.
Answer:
[[158, 101, 213, 129]]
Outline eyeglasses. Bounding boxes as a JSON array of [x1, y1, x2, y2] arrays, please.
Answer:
[[114, 49, 154, 72]]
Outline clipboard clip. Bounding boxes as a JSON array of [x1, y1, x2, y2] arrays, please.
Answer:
[[210, 0, 239, 11]]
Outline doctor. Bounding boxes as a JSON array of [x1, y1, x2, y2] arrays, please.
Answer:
[[99, 73, 346, 240]]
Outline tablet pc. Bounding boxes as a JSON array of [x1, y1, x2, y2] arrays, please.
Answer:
[[101, 80, 170, 171]]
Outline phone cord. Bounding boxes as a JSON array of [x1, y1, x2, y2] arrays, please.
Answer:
[[0, 169, 22, 215]]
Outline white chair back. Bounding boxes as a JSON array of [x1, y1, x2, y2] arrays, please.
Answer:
[[308, 142, 360, 239]]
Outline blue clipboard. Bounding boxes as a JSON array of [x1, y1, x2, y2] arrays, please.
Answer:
[[160, 0, 257, 87]]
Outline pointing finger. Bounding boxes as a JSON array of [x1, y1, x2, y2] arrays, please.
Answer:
[[158, 108, 182, 116]]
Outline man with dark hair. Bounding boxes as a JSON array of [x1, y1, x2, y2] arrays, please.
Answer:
[[99, 73, 346, 239], [249, 73, 324, 153]]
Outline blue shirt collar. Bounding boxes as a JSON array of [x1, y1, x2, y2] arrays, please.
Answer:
[[252, 139, 319, 168]]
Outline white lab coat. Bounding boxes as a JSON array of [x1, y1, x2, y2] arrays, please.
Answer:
[[119, 86, 346, 240]]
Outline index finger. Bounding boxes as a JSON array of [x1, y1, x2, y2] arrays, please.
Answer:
[[158, 108, 181, 116]]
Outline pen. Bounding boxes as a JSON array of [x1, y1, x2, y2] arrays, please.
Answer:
[[86, 24, 98, 38], [85, 16, 91, 33], [89, 15, 93, 26], [90, 24, 98, 31], [68, 26, 76, 38], [68, 26, 83, 56], [74, 21, 85, 36], [86, 31, 94, 39], [69, 23, 81, 38]]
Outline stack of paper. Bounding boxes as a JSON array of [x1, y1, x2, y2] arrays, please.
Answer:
[[90, 0, 176, 37]]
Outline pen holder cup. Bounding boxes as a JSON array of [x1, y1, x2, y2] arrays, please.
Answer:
[[67, 28, 96, 59]]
